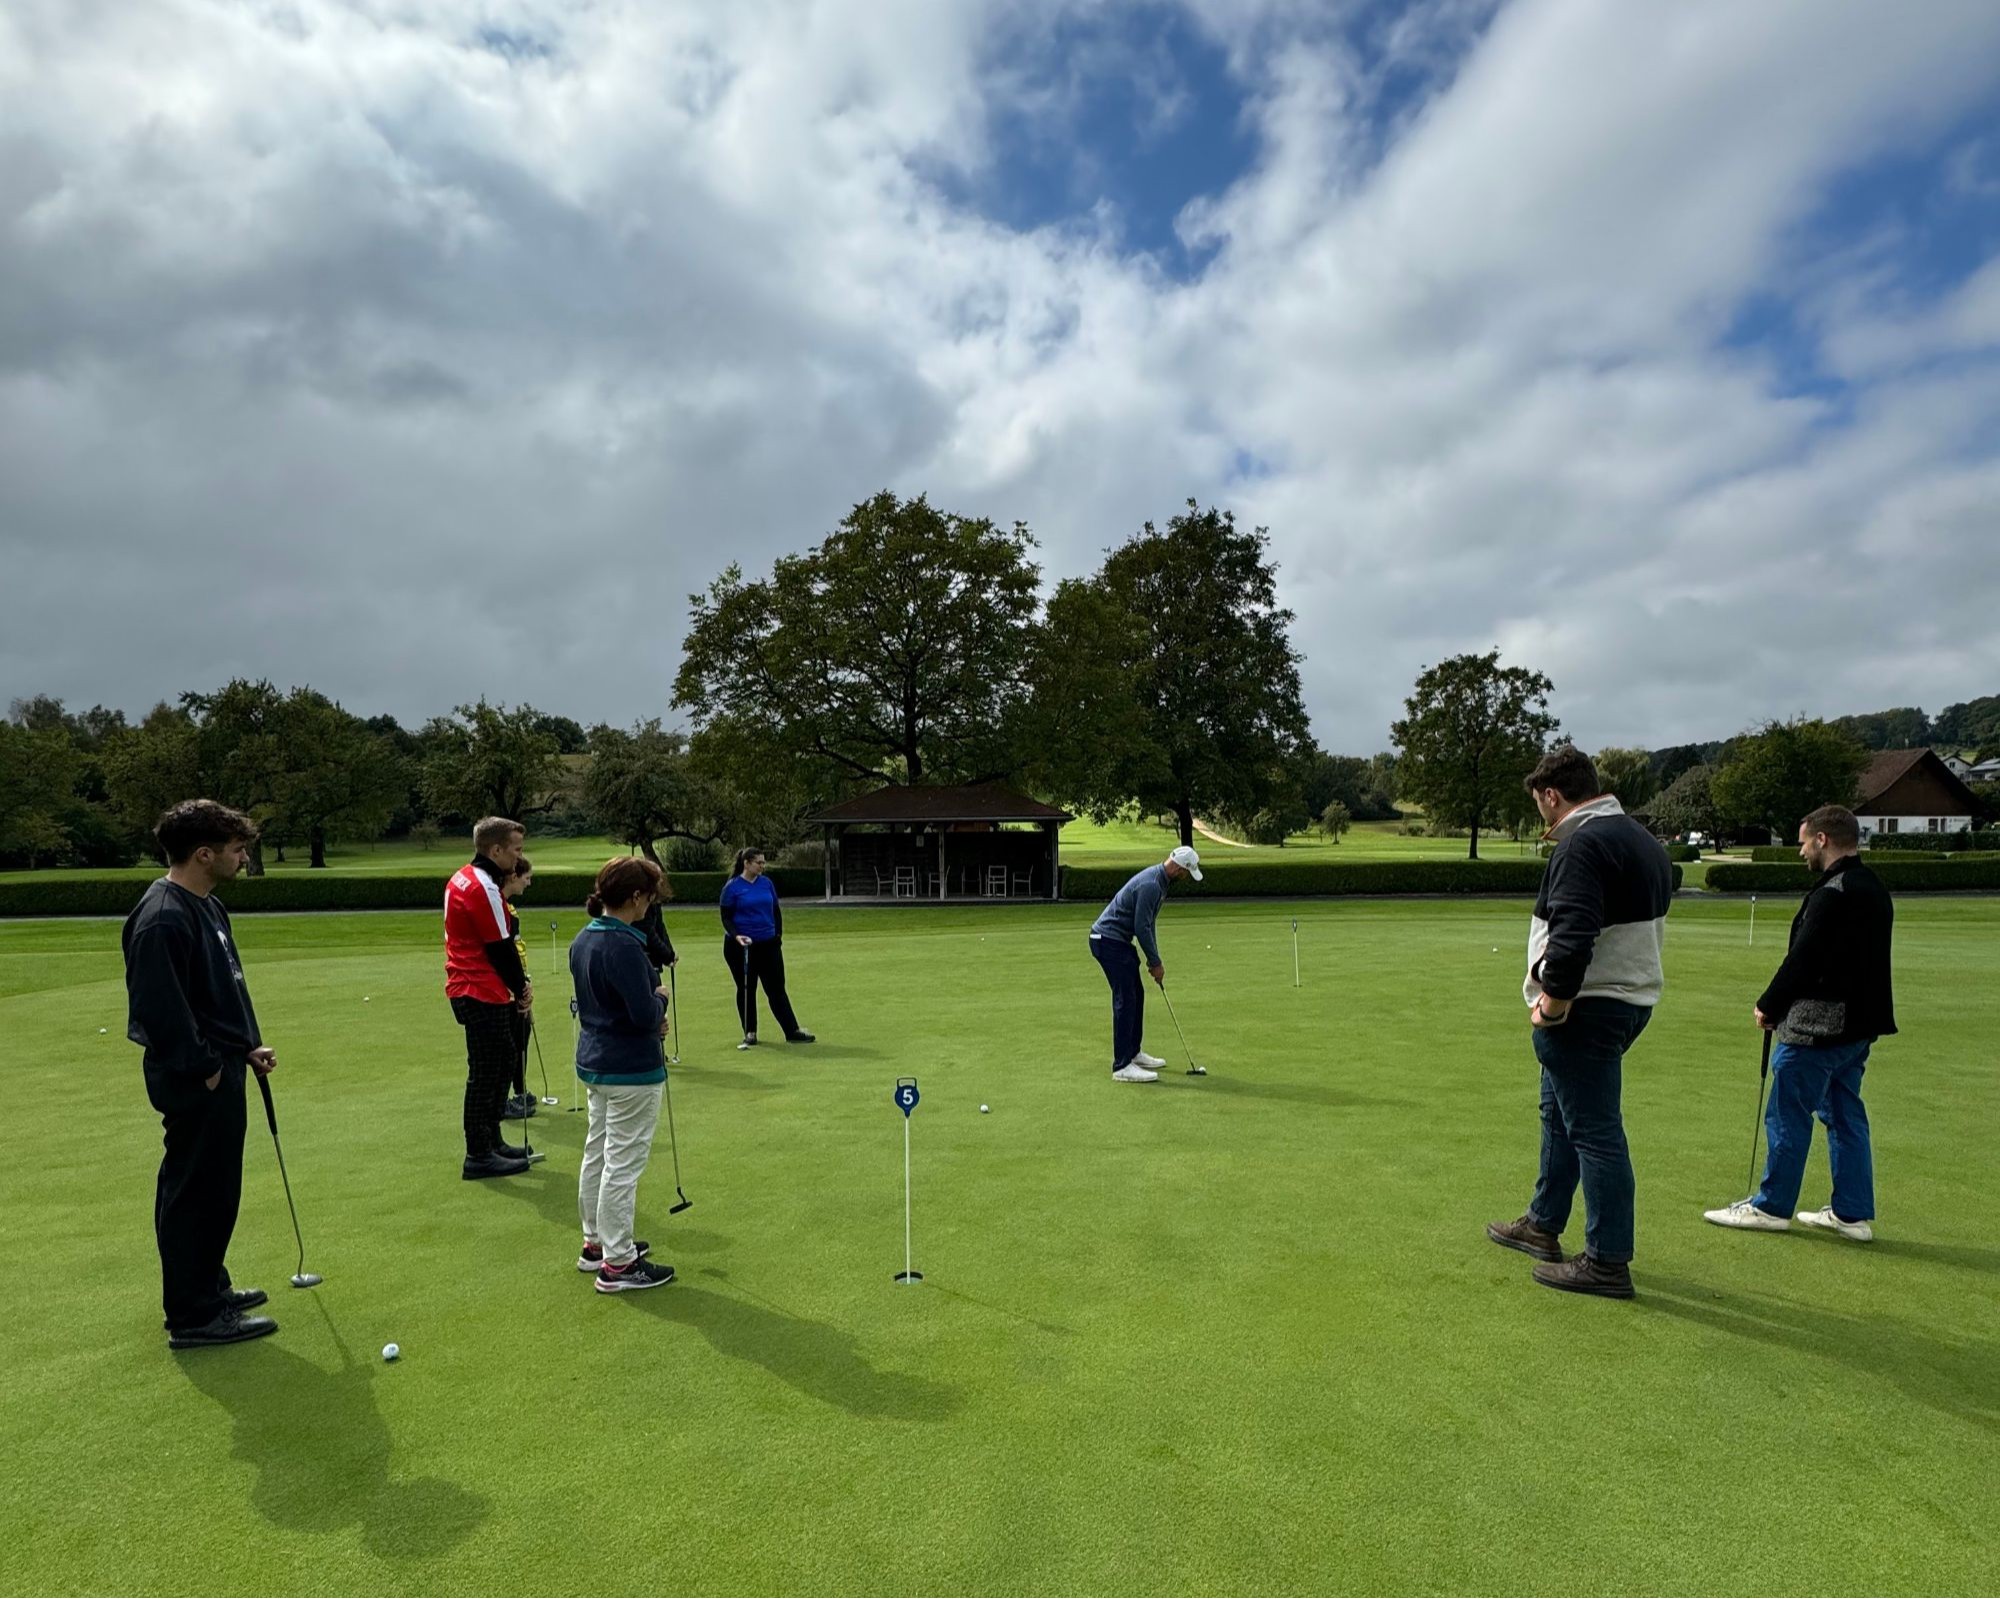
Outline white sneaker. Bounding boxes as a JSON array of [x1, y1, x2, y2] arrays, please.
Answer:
[[1111, 1064, 1160, 1083], [1133, 1051, 1167, 1068], [1796, 1207, 1874, 1242], [1703, 1199, 1790, 1231]]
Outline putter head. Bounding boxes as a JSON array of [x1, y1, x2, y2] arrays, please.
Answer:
[[670, 1192, 693, 1214], [1186, 1065, 1207, 1076], [539, 1095, 560, 1105], [290, 1272, 323, 1288]]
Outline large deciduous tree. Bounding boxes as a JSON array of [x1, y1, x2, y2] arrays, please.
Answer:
[[1710, 718, 1869, 840], [1650, 762, 1723, 841], [1026, 502, 1313, 846], [1390, 650, 1559, 860], [0, 721, 81, 867], [1594, 747, 1658, 812], [270, 689, 407, 867], [583, 720, 726, 863], [420, 700, 567, 824], [673, 491, 1041, 792]]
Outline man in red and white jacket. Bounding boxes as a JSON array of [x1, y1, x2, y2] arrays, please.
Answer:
[[446, 817, 534, 1178]]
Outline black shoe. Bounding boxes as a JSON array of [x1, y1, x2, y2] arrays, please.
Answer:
[[168, 1308, 279, 1350], [501, 1093, 538, 1121], [594, 1258, 675, 1293], [164, 1286, 269, 1330], [494, 1140, 532, 1161], [786, 1030, 816, 1043], [462, 1151, 531, 1180]]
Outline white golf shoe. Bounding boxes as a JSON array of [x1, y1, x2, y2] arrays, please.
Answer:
[[1796, 1207, 1874, 1242], [1111, 1063, 1160, 1083], [1703, 1198, 1790, 1231], [1133, 1051, 1167, 1068]]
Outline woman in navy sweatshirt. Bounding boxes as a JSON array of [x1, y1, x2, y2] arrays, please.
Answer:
[[568, 856, 676, 1292], [720, 848, 814, 1050]]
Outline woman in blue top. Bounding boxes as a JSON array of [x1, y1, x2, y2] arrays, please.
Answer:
[[720, 848, 814, 1050], [568, 856, 675, 1293]]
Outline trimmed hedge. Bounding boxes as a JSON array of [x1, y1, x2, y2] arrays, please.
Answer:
[[0, 867, 822, 919], [1707, 859, 2000, 894], [1750, 846, 1800, 863], [1664, 844, 1701, 863], [1060, 859, 1558, 899], [1862, 830, 2000, 854]]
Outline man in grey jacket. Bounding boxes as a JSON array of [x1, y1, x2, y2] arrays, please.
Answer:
[[1089, 845, 1202, 1082], [1486, 747, 1674, 1298]]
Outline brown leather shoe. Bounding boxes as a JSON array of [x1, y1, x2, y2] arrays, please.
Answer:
[[1531, 1254, 1634, 1299], [1486, 1213, 1563, 1262]]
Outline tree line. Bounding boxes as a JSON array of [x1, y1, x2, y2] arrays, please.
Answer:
[[4, 489, 1997, 870]]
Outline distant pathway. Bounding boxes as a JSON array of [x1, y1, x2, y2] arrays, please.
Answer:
[[1192, 820, 1254, 848]]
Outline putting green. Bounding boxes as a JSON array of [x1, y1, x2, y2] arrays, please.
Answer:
[[1, 897, 1994, 1596]]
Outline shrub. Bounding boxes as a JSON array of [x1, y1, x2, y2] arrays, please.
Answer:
[[1059, 859, 1560, 899], [1750, 846, 1801, 864], [1663, 844, 1701, 863], [1705, 859, 2000, 894], [1861, 830, 2000, 855], [662, 837, 726, 873], [0, 867, 823, 918]]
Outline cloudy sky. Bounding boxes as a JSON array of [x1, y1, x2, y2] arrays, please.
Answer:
[[4, 0, 1999, 754]]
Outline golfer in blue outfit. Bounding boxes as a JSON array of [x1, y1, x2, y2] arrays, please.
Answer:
[[720, 848, 814, 1049], [1089, 845, 1201, 1082]]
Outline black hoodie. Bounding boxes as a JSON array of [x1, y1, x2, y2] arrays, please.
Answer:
[[122, 878, 262, 1078]]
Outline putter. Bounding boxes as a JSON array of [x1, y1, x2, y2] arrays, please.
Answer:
[[256, 1073, 321, 1288], [659, 1038, 693, 1214], [667, 965, 681, 1065], [567, 997, 583, 1112], [1154, 975, 1206, 1076], [514, 1032, 546, 1164], [1746, 1030, 1772, 1197], [736, 939, 755, 1048], [528, 1016, 559, 1105]]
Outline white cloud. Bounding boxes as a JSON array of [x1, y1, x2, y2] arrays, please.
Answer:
[[2, 0, 1998, 753]]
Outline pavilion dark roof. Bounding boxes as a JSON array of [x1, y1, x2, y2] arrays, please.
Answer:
[[809, 783, 1073, 825]]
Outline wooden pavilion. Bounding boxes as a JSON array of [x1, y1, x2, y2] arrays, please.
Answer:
[[807, 783, 1072, 902]]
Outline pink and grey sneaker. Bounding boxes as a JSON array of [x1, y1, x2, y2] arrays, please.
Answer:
[[577, 1239, 650, 1273], [594, 1257, 675, 1293]]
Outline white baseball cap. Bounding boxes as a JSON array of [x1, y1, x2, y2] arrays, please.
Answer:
[[1169, 845, 1203, 881]]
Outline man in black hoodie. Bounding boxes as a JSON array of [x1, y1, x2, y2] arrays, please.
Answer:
[[1705, 804, 1894, 1240], [124, 800, 280, 1350]]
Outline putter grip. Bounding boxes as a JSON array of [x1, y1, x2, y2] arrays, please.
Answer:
[[1760, 1030, 1772, 1074], [257, 1069, 279, 1135]]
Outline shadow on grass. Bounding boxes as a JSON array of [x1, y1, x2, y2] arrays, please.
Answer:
[[478, 1162, 731, 1256], [1190, 1074, 1413, 1110], [619, 1268, 961, 1422], [1641, 1274, 2000, 1433], [928, 1282, 1076, 1338], [176, 1303, 488, 1559], [1857, 1237, 2000, 1276]]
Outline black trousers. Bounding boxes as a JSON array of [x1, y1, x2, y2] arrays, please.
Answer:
[[145, 1057, 246, 1330], [452, 996, 518, 1157], [723, 937, 801, 1039]]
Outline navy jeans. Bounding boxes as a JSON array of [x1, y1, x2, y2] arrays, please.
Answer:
[[1753, 1039, 1874, 1221], [1089, 936, 1144, 1072], [1528, 998, 1651, 1265]]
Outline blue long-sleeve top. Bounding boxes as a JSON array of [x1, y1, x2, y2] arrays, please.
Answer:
[[720, 874, 781, 941], [1091, 864, 1169, 966], [568, 918, 666, 1084]]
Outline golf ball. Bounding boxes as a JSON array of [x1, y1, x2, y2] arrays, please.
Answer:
[[980, 1104, 990, 1113], [382, 1343, 400, 1362], [1492, 948, 1499, 953], [98, 1027, 108, 1034], [363, 996, 371, 1002]]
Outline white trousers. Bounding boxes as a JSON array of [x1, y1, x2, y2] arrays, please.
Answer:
[[578, 1080, 663, 1266]]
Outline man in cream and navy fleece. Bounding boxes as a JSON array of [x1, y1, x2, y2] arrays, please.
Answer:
[[1487, 746, 1674, 1299]]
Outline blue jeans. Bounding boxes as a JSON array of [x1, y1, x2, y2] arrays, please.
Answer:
[[1528, 999, 1651, 1264], [1753, 1039, 1874, 1221], [1089, 936, 1144, 1071]]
